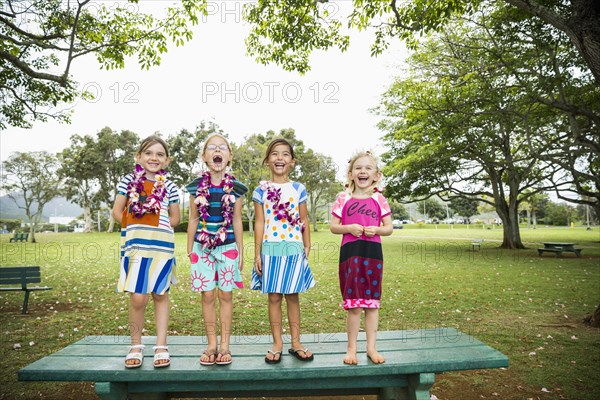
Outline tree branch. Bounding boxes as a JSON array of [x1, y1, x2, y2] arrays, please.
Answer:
[[0, 49, 68, 84]]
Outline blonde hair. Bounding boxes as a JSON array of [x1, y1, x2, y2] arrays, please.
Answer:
[[201, 133, 233, 166], [345, 151, 382, 195]]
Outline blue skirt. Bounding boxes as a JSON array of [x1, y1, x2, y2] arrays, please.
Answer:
[[251, 241, 315, 294]]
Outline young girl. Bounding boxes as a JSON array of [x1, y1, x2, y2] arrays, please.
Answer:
[[186, 134, 247, 366], [251, 137, 315, 364], [112, 135, 180, 369], [330, 151, 393, 365]]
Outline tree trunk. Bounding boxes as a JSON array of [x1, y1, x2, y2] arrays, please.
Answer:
[[495, 199, 525, 249], [107, 214, 115, 233], [532, 210, 537, 229], [584, 304, 600, 327], [83, 206, 93, 233]]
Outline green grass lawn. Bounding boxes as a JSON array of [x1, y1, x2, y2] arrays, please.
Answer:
[[1, 227, 599, 400]]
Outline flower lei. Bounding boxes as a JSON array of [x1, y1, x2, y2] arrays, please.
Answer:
[[194, 171, 236, 249], [127, 164, 167, 218], [260, 180, 305, 233]]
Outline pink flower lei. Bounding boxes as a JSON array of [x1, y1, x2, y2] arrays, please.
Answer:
[[127, 164, 167, 218], [194, 171, 236, 249], [260, 180, 305, 233]]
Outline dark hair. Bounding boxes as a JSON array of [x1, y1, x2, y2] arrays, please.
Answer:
[[262, 138, 295, 165], [137, 135, 169, 158]]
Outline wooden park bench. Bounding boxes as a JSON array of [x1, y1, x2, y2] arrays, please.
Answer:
[[19, 328, 509, 400], [471, 239, 484, 251], [9, 232, 29, 242], [0, 266, 51, 314]]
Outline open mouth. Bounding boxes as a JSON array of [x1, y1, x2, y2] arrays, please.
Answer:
[[213, 155, 223, 164], [274, 162, 286, 168], [358, 177, 369, 183]]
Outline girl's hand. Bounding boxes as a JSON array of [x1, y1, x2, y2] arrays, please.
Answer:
[[349, 224, 364, 238], [254, 257, 262, 276], [363, 226, 378, 238], [304, 246, 311, 259], [188, 251, 199, 264]]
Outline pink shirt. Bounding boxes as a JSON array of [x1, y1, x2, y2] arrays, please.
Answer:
[[331, 192, 391, 246]]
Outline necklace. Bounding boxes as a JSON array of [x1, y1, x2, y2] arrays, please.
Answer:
[[260, 180, 305, 233], [127, 164, 167, 218], [194, 171, 235, 249]]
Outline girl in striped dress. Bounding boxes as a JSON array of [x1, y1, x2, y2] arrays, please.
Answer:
[[330, 151, 393, 365], [251, 138, 315, 364], [112, 135, 180, 369]]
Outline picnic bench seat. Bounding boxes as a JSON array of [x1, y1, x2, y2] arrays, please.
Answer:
[[0, 266, 51, 314], [19, 328, 509, 400], [537, 248, 582, 257], [9, 232, 29, 242]]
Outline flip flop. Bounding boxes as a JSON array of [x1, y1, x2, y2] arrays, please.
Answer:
[[124, 344, 145, 369], [216, 349, 232, 365], [264, 350, 282, 364], [288, 348, 314, 362], [200, 348, 217, 366]]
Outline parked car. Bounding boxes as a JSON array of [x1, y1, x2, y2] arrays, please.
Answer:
[[392, 220, 403, 229]]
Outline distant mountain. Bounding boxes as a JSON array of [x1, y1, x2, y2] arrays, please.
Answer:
[[0, 195, 83, 221]]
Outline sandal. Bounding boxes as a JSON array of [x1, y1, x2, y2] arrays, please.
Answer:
[[199, 348, 217, 366], [288, 347, 314, 362], [125, 344, 145, 369], [152, 345, 170, 368], [264, 349, 282, 364], [216, 349, 232, 365]]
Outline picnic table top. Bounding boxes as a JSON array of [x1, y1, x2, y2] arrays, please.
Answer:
[[19, 328, 509, 382], [542, 242, 575, 246]]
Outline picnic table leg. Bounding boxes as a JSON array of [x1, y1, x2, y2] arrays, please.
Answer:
[[408, 373, 435, 400], [95, 382, 127, 400], [22, 290, 30, 314], [380, 373, 435, 400]]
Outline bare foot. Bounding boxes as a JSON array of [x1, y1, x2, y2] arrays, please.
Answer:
[[343, 350, 358, 365], [367, 351, 385, 364]]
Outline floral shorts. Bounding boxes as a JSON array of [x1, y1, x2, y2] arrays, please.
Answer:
[[190, 242, 243, 292]]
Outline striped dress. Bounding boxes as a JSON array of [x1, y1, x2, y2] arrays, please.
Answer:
[[116, 173, 179, 295], [251, 181, 315, 294]]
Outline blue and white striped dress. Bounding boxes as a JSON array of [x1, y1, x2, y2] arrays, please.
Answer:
[[116, 173, 179, 295], [250, 181, 315, 294]]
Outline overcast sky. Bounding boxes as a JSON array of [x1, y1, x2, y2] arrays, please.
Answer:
[[1, 1, 408, 179]]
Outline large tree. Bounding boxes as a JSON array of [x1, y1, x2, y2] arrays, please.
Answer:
[[59, 134, 103, 232], [94, 127, 139, 232], [376, 7, 589, 249], [1, 0, 206, 129], [243, 0, 600, 84], [299, 149, 342, 232], [1, 151, 61, 242], [449, 197, 479, 224]]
